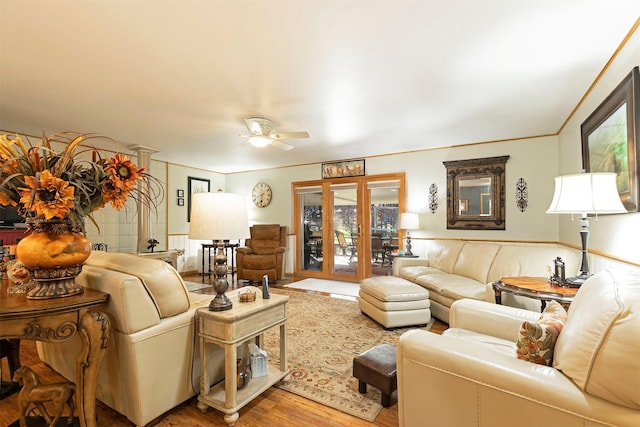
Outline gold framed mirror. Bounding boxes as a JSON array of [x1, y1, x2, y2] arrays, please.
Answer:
[[443, 156, 509, 230]]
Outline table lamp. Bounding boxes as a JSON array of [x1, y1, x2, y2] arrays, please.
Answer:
[[398, 212, 420, 256], [189, 191, 250, 311], [546, 172, 626, 287]]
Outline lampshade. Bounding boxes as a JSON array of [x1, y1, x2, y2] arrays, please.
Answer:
[[188, 192, 250, 240], [399, 212, 420, 230], [546, 173, 627, 214]]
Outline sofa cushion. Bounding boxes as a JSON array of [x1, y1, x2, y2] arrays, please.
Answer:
[[249, 224, 283, 255], [414, 273, 486, 301], [85, 251, 190, 319], [399, 265, 445, 281], [425, 240, 465, 273], [516, 300, 567, 366], [452, 243, 500, 284], [553, 270, 640, 409], [487, 244, 581, 284]]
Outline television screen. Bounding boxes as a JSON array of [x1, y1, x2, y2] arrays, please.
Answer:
[[0, 205, 24, 227]]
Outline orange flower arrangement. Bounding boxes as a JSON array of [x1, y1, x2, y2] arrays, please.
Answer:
[[0, 131, 162, 233]]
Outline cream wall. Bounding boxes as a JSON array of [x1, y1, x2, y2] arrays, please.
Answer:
[[166, 164, 226, 272], [555, 24, 640, 266], [222, 135, 559, 263]]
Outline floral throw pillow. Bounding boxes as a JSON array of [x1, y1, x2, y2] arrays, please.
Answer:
[[516, 300, 568, 366]]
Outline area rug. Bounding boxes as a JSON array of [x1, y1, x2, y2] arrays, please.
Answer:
[[284, 278, 360, 297], [184, 280, 210, 292], [262, 288, 433, 422]]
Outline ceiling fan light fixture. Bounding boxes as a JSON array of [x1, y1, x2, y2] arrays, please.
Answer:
[[249, 135, 271, 147]]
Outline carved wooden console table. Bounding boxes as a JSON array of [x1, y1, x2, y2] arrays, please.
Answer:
[[0, 280, 110, 427]]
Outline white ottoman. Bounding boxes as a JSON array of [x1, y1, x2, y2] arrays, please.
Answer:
[[359, 276, 431, 328]]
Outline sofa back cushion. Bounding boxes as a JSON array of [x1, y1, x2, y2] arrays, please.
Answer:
[[425, 240, 465, 273], [85, 251, 190, 319], [249, 224, 285, 255], [76, 266, 161, 334], [452, 243, 500, 284], [487, 244, 581, 284], [553, 269, 640, 409]]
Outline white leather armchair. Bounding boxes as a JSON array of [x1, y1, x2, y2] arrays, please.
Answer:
[[36, 252, 231, 427], [397, 269, 640, 427]]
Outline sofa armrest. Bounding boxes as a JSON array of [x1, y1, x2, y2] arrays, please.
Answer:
[[236, 247, 253, 255], [392, 257, 429, 276], [449, 298, 539, 342], [397, 330, 637, 427]]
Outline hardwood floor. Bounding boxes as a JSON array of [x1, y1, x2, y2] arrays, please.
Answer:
[[0, 273, 447, 427]]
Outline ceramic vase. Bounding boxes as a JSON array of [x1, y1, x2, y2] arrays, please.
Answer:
[[16, 219, 91, 299]]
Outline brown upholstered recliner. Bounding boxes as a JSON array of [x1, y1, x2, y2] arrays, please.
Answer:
[[236, 224, 287, 282]]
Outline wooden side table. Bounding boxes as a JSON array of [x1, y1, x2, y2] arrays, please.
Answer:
[[492, 276, 579, 311], [0, 280, 110, 427], [196, 288, 289, 426]]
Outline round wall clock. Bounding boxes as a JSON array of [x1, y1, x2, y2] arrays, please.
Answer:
[[252, 183, 272, 208]]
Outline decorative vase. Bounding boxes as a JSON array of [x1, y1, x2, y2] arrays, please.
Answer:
[[16, 219, 91, 299], [236, 359, 251, 390]]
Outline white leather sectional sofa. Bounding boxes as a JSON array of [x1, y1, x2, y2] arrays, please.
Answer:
[[397, 269, 640, 426], [393, 240, 582, 323], [36, 251, 231, 427]]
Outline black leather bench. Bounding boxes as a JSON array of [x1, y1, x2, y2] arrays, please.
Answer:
[[352, 343, 397, 407]]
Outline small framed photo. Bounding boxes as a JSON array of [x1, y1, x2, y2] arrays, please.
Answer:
[[177, 189, 184, 198], [177, 198, 184, 206]]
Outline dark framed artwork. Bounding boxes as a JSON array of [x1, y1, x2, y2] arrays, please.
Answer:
[[322, 159, 365, 179], [177, 189, 184, 198], [581, 66, 639, 211], [177, 198, 184, 206], [187, 177, 210, 222]]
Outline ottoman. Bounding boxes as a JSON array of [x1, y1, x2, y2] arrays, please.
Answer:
[[353, 343, 397, 407], [359, 276, 431, 328]]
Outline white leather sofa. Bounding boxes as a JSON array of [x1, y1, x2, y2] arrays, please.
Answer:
[[36, 251, 230, 427], [393, 240, 581, 322], [396, 269, 640, 427]]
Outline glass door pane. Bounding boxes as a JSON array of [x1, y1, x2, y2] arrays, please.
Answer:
[[331, 183, 359, 277], [369, 180, 400, 276], [299, 187, 323, 272]]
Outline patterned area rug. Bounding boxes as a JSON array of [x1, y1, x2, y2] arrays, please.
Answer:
[[262, 288, 433, 422]]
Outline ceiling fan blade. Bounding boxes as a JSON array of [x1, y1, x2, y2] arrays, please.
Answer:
[[270, 140, 295, 151], [270, 131, 310, 139]]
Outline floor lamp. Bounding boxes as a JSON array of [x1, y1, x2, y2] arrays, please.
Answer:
[[399, 212, 420, 256], [546, 172, 626, 287], [189, 191, 250, 311]]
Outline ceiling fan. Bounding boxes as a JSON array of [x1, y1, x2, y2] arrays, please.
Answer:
[[240, 117, 310, 151]]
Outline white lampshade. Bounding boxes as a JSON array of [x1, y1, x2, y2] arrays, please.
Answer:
[[188, 192, 250, 240], [546, 173, 627, 215], [399, 212, 420, 230]]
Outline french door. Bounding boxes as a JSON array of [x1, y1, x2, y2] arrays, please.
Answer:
[[293, 173, 405, 282]]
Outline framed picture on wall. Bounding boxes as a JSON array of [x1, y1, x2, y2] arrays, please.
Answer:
[[581, 66, 639, 212], [321, 159, 365, 179], [187, 177, 210, 222]]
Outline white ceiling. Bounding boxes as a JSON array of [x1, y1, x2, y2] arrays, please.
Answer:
[[1, 1, 639, 173]]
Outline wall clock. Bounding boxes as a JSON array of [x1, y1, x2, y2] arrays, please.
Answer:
[[252, 183, 272, 208]]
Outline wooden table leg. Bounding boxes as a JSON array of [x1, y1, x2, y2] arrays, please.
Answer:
[[75, 310, 110, 427]]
